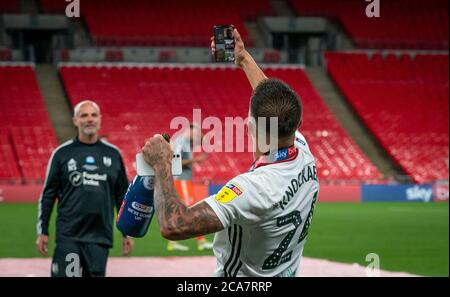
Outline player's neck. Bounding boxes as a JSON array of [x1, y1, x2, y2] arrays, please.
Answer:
[[78, 134, 99, 144], [253, 138, 295, 160]]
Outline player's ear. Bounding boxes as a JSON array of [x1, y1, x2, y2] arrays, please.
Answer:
[[72, 116, 78, 127]]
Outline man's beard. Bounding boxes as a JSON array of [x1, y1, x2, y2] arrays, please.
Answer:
[[83, 127, 98, 136]]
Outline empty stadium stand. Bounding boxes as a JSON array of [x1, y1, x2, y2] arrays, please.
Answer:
[[0, 0, 17, 13], [0, 128, 21, 183], [289, 0, 449, 49], [39, 0, 272, 46], [325, 52, 449, 183], [265, 68, 381, 182], [59, 64, 382, 183], [4, 1, 444, 185], [0, 65, 58, 184]]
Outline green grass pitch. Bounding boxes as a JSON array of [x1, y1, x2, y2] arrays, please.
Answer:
[[0, 202, 447, 276]]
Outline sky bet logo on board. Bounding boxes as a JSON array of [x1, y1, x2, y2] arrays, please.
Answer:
[[361, 184, 434, 202], [406, 185, 433, 202]]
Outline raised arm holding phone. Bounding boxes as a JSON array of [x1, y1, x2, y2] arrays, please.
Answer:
[[139, 27, 319, 277]]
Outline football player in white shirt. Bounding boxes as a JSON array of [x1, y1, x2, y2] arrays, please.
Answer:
[[141, 28, 319, 277]]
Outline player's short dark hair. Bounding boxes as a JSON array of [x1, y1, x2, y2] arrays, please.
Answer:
[[250, 79, 302, 139]]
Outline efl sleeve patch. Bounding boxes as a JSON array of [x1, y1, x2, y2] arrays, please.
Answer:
[[215, 183, 243, 203]]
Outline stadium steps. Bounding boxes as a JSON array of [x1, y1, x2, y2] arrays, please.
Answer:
[[0, 23, 5, 47], [270, 0, 296, 16], [270, 0, 354, 50], [35, 64, 76, 144], [336, 30, 354, 50], [18, 0, 39, 14], [72, 18, 92, 47], [245, 22, 266, 48], [304, 66, 406, 180]]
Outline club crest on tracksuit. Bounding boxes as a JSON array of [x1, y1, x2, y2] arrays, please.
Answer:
[[67, 158, 77, 171], [103, 156, 112, 167]]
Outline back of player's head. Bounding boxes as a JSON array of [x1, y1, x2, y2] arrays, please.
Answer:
[[250, 79, 302, 139], [73, 100, 101, 117]]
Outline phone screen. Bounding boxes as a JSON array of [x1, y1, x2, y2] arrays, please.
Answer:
[[214, 25, 235, 62]]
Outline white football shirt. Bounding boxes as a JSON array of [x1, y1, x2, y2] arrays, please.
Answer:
[[205, 131, 319, 277]]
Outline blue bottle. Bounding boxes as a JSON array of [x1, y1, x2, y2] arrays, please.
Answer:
[[116, 175, 155, 237]]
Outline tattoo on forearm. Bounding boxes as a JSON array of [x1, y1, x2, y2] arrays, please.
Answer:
[[154, 165, 223, 240]]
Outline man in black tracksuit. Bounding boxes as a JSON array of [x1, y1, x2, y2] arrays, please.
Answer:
[[36, 100, 133, 277]]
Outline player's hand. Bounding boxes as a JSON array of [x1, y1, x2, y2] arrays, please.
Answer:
[[232, 29, 248, 68], [142, 134, 173, 170], [122, 236, 134, 256], [210, 28, 249, 68], [35, 234, 49, 256]]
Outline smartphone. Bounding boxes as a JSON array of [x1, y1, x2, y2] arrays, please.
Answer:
[[136, 153, 182, 176], [135, 133, 182, 176], [214, 25, 235, 62]]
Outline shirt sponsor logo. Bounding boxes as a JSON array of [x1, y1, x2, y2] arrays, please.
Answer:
[[82, 172, 107, 186], [275, 150, 288, 160], [69, 171, 107, 187], [85, 156, 95, 164], [69, 171, 83, 187], [67, 158, 77, 171], [82, 164, 99, 171], [103, 156, 112, 167], [216, 183, 243, 203], [131, 201, 153, 214]]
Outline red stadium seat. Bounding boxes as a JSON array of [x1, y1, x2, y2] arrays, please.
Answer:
[[289, 0, 448, 50], [0, 128, 22, 183], [0, 0, 17, 13], [325, 52, 449, 183], [59, 65, 382, 183], [0, 49, 13, 61], [0, 66, 58, 184], [38, 0, 272, 47]]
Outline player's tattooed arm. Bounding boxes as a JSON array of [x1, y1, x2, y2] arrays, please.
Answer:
[[142, 134, 223, 240], [153, 164, 224, 240]]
